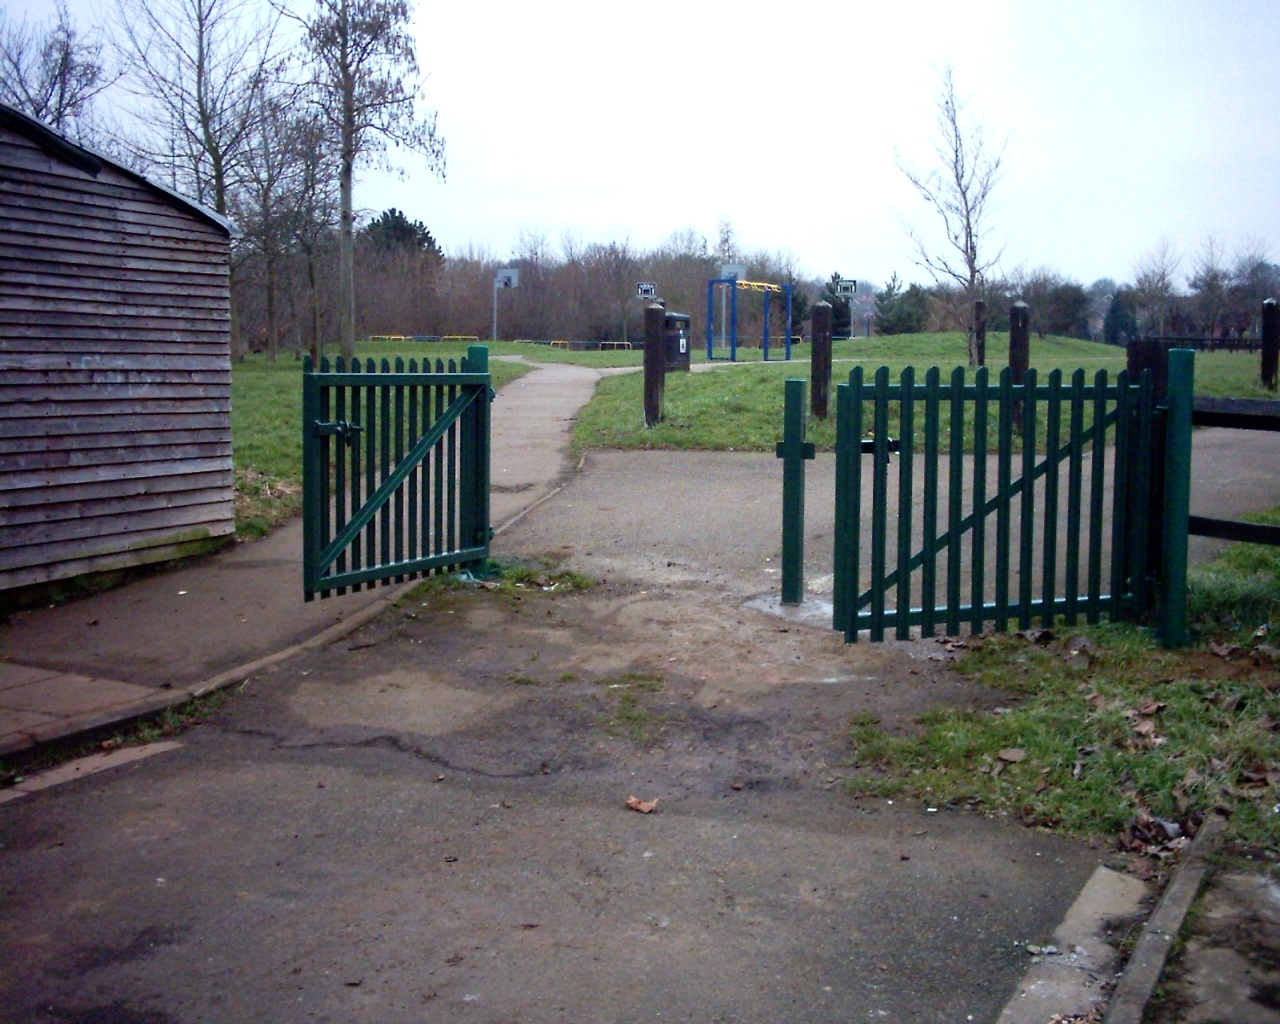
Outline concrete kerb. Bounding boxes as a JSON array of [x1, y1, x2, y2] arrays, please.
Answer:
[[1101, 814, 1226, 1024]]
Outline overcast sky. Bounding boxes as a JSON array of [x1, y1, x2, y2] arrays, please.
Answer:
[[15, 0, 1280, 288]]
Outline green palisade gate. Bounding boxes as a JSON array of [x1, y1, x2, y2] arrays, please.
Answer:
[[302, 345, 492, 601], [826, 359, 1191, 644]]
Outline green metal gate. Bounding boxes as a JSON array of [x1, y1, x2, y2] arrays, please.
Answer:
[[302, 346, 491, 601], [829, 360, 1190, 642]]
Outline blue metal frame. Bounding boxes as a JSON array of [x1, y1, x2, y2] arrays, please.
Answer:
[[705, 278, 794, 362]]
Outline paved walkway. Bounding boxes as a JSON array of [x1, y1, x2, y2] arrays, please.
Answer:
[[0, 361, 602, 754]]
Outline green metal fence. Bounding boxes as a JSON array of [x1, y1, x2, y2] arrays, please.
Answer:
[[302, 346, 491, 601], [826, 362, 1180, 643]]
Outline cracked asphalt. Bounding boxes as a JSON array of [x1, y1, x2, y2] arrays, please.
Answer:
[[0, 570, 1105, 1024]]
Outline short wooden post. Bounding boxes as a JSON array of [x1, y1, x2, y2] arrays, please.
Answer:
[[1008, 302, 1029, 384], [810, 300, 832, 419], [1127, 337, 1171, 403], [973, 298, 987, 367], [1009, 301, 1029, 426], [1261, 298, 1278, 390], [643, 303, 665, 427]]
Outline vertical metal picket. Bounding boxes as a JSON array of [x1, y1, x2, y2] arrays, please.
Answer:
[[921, 367, 941, 637], [334, 358, 348, 595], [995, 368, 1013, 632], [971, 367, 988, 634], [870, 367, 890, 640], [1018, 368, 1038, 629], [1087, 370, 1107, 624], [1109, 370, 1132, 614], [1042, 370, 1062, 627], [896, 367, 915, 639], [832, 380, 855, 634], [841, 372, 864, 641], [1064, 370, 1085, 625], [946, 366, 964, 635]]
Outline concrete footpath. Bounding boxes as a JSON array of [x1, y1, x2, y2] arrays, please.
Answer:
[[0, 360, 602, 754]]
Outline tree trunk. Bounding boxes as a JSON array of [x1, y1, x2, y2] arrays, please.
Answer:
[[266, 248, 278, 362], [339, 117, 356, 358], [308, 249, 322, 364]]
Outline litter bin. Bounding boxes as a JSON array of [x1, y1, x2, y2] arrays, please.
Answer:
[[664, 311, 691, 372]]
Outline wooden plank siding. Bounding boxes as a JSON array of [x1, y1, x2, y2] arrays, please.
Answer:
[[0, 118, 235, 590]]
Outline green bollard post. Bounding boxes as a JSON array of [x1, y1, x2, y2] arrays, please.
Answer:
[[776, 378, 814, 604], [1158, 349, 1194, 647]]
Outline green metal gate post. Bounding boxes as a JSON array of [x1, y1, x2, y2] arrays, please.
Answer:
[[1158, 349, 1194, 647], [466, 344, 492, 552], [777, 378, 814, 604], [302, 357, 320, 600]]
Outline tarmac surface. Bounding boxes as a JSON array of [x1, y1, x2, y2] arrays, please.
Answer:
[[1, 362, 1278, 1023]]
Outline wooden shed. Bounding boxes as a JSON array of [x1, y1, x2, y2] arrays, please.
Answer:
[[0, 104, 236, 592]]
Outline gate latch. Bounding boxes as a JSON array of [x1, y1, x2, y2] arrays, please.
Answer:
[[312, 420, 364, 447]]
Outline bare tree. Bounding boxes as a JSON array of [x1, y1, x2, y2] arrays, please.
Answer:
[[1132, 238, 1181, 337], [899, 66, 1006, 366], [298, 0, 445, 358], [287, 108, 340, 362], [234, 80, 309, 361], [113, 0, 281, 358], [1187, 237, 1228, 339], [0, 0, 114, 140]]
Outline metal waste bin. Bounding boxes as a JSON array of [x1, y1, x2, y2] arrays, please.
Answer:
[[664, 311, 691, 372]]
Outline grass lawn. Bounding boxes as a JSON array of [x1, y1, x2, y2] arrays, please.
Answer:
[[573, 332, 1275, 454], [231, 341, 530, 537], [837, 494, 1280, 855]]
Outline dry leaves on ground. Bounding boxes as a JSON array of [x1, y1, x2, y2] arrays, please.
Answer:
[[625, 796, 659, 814]]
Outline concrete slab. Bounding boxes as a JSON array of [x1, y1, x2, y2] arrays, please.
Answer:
[[0, 663, 61, 690], [0, 674, 154, 715]]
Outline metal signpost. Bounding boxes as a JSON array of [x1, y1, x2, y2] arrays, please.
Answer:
[[492, 268, 519, 341]]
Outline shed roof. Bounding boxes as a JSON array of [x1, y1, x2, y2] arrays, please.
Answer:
[[0, 102, 237, 237]]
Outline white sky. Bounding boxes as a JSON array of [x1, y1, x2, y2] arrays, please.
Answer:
[[15, 0, 1280, 287]]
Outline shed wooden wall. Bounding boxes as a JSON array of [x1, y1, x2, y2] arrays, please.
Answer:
[[0, 124, 234, 590]]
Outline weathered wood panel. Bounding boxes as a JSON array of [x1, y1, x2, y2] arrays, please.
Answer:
[[4, 441, 231, 473], [3, 470, 232, 509], [0, 116, 236, 590], [1, 499, 235, 554]]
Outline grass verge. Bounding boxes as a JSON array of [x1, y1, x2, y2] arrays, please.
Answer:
[[572, 332, 1274, 454], [845, 624, 1280, 855]]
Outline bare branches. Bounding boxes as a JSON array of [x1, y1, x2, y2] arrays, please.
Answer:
[[291, 0, 444, 356], [0, 0, 115, 140], [899, 66, 1006, 365], [112, 0, 282, 215]]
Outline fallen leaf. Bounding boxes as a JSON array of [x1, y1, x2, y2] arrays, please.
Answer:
[[1136, 701, 1166, 716], [1209, 641, 1241, 659], [730, 782, 743, 791], [626, 796, 659, 814], [1132, 719, 1158, 737], [1035, 779, 1048, 793], [997, 748, 1026, 763]]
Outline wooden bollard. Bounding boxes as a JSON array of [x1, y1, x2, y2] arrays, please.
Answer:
[[643, 303, 665, 426], [1262, 298, 1278, 390], [1008, 301, 1029, 384], [973, 298, 987, 367], [810, 300, 832, 419]]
